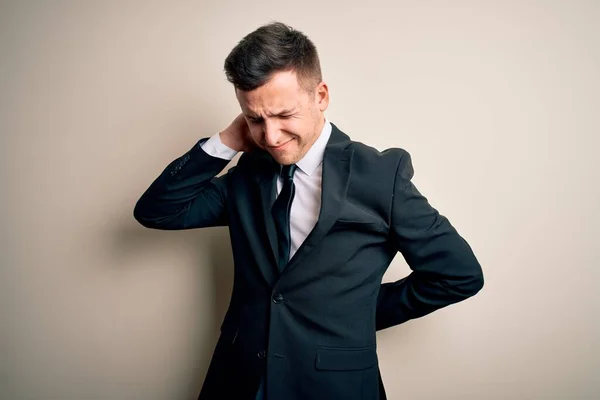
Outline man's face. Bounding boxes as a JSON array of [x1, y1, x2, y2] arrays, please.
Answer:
[[235, 70, 329, 165]]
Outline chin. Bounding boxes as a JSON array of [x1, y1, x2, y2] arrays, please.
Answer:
[[272, 152, 299, 165], [273, 156, 295, 165]]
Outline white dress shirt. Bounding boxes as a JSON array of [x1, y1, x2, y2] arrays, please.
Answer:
[[201, 119, 332, 261]]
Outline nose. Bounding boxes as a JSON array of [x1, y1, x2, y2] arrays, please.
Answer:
[[263, 119, 284, 147]]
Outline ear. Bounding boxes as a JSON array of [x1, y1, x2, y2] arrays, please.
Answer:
[[314, 81, 329, 112]]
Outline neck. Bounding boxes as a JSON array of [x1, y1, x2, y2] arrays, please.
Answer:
[[309, 114, 326, 147]]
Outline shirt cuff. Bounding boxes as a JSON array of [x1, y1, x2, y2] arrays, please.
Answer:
[[201, 132, 238, 160]]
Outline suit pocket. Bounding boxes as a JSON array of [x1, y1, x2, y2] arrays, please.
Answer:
[[315, 345, 378, 371], [335, 201, 386, 232], [334, 219, 385, 234]]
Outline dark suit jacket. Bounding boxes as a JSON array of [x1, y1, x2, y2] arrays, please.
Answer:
[[133, 123, 484, 400]]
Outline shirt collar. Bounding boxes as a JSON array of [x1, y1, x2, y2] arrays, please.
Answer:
[[295, 118, 332, 176]]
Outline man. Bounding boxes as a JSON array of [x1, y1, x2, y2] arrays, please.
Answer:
[[134, 22, 483, 400]]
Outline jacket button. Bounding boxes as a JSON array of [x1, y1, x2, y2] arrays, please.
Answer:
[[257, 350, 266, 359], [272, 293, 284, 304]]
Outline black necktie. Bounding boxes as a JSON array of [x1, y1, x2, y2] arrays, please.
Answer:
[[271, 164, 298, 271]]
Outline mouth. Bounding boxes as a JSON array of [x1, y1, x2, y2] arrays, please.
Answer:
[[268, 139, 294, 151]]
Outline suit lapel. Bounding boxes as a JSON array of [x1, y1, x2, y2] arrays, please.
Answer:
[[257, 168, 279, 268], [252, 152, 280, 279]]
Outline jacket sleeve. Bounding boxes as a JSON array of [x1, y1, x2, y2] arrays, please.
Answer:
[[375, 150, 484, 330], [133, 138, 233, 230]]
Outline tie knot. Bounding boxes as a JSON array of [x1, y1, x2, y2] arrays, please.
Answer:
[[281, 164, 297, 180]]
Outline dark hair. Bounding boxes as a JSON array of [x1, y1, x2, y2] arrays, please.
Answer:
[[224, 22, 322, 92]]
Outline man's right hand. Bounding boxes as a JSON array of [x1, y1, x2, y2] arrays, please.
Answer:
[[219, 113, 258, 153]]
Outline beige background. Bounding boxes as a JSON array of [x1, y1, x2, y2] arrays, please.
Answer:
[[2, 1, 599, 399]]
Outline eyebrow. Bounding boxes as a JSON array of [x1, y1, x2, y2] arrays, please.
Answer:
[[273, 109, 296, 116], [247, 109, 296, 119]]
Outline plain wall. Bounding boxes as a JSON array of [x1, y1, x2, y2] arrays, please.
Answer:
[[2, 1, 599, 398]]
